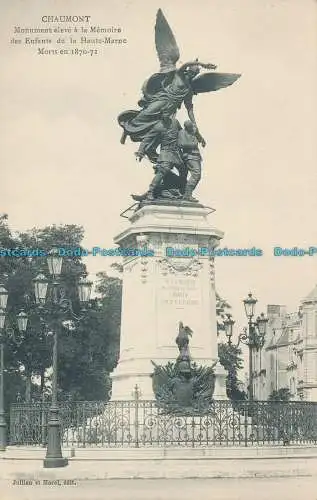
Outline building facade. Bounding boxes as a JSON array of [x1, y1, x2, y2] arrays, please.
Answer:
[[252, 284, 317, 401]]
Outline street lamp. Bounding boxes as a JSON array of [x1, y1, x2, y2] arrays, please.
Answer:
[[0, 285, 28, 451], [223, 294, 268, 401], [243, 292, 257, 320], [33, 251, 92, 468], [223, 314, 235, 345], [240, 293, 268, 401]]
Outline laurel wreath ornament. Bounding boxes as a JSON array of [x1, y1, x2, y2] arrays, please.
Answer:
[[151, 360, 215, 416]]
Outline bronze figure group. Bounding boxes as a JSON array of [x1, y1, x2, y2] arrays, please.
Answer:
[[118, 9, 240, 204]]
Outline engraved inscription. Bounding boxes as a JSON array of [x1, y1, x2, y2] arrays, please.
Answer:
[[159, 277, 201, 308]]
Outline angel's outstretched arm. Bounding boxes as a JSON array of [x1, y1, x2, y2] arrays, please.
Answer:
[[178, 61, 217, 73]]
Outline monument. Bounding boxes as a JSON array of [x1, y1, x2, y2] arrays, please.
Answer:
[[110, 9, 240, 401]]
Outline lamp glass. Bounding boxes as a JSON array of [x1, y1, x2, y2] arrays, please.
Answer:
[[257, 313, 268, 336], [243, 292, 257, 319], [0, 310, 5, 330], [17, 311, 28, 333], [0, 284, 8, 310], [33, 273, 49, 304], [47, 248, 63, 277], [78, 276, 93, 303], [224, 314, 235, 338]]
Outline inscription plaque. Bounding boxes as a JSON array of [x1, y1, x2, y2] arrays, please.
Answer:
[[156, 275, 203, 348]]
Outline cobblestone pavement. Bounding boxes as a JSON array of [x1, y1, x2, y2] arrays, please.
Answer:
[[1, 477, 317, 500]]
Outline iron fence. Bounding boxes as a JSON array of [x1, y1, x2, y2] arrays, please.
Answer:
[[9, 399, 317, 447]]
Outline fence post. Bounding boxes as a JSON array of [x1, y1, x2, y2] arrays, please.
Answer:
[[244, 401, 249, 447], [132, 385, 141, 448], [82, 402, 86, 448], [41, 394, 46, 447]]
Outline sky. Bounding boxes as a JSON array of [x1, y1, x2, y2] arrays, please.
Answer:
[[0, 0, 317, 338]]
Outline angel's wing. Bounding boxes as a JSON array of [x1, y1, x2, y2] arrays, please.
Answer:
[[155, 9, 180, 73], [191, 72, 241, 94]]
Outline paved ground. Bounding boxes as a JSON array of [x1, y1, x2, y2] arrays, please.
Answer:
[[1, 477, 317, 500]]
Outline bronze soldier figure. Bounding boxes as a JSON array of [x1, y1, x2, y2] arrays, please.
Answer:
[[178, 120, 204, 202], [135, 111, 185, 201]]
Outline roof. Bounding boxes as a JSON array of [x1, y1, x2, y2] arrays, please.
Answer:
[[265, 326, 301, 350], [303, 284, 317, 303], [275, 329, 290, 347]]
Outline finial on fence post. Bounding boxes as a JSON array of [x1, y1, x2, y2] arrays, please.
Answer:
[[132, 384, 142, 401]]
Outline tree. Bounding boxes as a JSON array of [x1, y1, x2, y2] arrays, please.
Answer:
[[0, 216, 124, 404], [215, 291, 247, 400], [11, 223, 87, 401], [19, 224, 123, 402], [0, 213, 27, 409], [218, 342, 247, 400], [268, 388, 291, 402], [1, 218, 88, 403], [216, 292, 232, 333], [0, 214, 20, 276]]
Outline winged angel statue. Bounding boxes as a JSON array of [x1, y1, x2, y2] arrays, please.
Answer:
[[118, 9, 240, 202]]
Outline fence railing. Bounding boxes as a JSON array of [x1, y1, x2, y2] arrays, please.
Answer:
[[9, 399, 317, 447]]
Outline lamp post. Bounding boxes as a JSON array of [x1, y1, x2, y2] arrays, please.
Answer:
[[33, 249, 92, 468], [0, 284, 28, 451], [223, 293, 268, 401], [243, 292, 257, 402]]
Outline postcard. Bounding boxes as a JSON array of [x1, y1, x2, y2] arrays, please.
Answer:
[[0, 1, 316, 499]]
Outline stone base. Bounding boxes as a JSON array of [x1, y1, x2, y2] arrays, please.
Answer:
[[43, 457, 69, 468], [110, 360, 155, 400]]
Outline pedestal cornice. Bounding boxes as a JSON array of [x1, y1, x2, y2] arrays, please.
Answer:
[[115, 204, 224, 245]]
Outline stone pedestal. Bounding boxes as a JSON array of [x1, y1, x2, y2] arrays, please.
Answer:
[[110, 203, 224, 400], [213, 363, 229, 400]]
